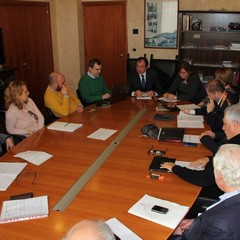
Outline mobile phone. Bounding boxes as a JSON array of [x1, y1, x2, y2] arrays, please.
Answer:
[[151, 205, 169, 214]]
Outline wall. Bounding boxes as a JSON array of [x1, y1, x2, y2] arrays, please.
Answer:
[[20, 0, 240, 89]]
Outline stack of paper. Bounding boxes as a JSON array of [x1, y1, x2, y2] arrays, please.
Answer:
[[47, 121, 82, 132], [128, 194, 189, 229], [0, 162, 27, 191], [177, 112, 204, 128], [0, 196, 48, 223]]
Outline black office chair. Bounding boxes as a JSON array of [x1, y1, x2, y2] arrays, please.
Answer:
[[150, 54, 178, 92], [45, 107, 59, 125]]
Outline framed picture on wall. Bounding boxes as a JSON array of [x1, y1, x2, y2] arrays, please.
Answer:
[[144, 0, 178, 48]]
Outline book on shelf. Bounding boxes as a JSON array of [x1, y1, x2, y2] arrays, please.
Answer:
[[182, 14, 191, 31], [0, 195, 49, 224]]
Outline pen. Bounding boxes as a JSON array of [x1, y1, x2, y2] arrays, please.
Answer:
[[64, 122, 70, 126]]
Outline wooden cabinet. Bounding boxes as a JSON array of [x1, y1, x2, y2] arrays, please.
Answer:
[[178, 11, 240, 77]]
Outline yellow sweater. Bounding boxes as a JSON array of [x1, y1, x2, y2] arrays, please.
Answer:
[[44, 86, 81, 117]]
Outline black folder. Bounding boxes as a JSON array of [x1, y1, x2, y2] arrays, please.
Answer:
[[157, 127, 184, 143], [149, 156, 176, 172]]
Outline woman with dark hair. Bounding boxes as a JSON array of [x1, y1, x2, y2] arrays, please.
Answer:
[[5, 80, 44, 136], [163, 61, 205, 104]]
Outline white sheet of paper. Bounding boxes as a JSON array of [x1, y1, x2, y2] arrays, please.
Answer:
[[128, 194, 189, 229], [106, 218, 142, 240], [87, 128, 117, 140], [177, 112, 204, 128], [14, 151, 53, 165], [183, 134, 201, 144], [0, 195, 48, 223], [47, 121, 82, 132], [158, 97, 179, 103], [175, 160, 204, 171], [177, 103, 200, 110], [0, 162, 27, 191], [136, 96, 152, 100]]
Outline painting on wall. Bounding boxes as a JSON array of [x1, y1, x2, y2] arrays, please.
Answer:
[[144, 0, 178, 48]]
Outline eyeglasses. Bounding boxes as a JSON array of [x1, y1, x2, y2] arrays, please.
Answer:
[[15, 171, 37, 185], [147, 145, 167, 156], [28, 110, 38, 120]]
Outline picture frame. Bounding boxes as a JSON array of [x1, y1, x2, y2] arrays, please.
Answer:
[[144, 0, 178, 49]]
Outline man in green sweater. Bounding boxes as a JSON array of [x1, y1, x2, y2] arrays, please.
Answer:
[[78, 58, 111, 105]]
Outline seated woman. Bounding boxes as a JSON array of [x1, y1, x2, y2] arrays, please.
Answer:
[[163, 61, 205, 104], [215, 67, 239, 104], [5, 81, 44, 136]]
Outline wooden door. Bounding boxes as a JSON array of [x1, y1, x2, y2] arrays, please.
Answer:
[[0, 2, 53, 114], [83, 1, 127, 88]]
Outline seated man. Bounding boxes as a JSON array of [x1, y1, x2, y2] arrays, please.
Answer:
[[0, 133, 14, 157], [128, 56, 162, 98], [182, 79, 231, 133], [44, 72, 84, 117], [168, 144, 240, 240], [63, 219, 115, 240], [161, 104, 240, 200], [78, 58, 111, 105]]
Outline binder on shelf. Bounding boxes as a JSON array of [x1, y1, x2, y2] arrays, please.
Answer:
[[182, 14, 190, 31]]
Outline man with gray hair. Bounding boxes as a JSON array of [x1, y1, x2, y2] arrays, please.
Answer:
[[200, 103, 240, 154], [169, 144, 240, 240], [63, 219, 116, 240]]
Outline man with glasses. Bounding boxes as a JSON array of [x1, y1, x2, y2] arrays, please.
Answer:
[[44, 72, 84, 117], [164, 61, 205, 104]]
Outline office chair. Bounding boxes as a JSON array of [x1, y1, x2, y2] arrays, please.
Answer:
[[45, 107, 59, 125]]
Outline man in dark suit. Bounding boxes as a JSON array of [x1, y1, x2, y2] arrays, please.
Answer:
[[168, 144, 240, 240], [127, 57, 162, 98]]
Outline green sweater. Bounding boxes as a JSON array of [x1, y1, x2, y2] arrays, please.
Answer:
[[78, 73, 111, 104]]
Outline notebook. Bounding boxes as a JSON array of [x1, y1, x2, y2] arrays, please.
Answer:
[[157, 127, 184, 143], [149, 156, 176, 172], [96, 83, 129, 106], [47, 121, 82, 132], [153, 113, 175, 121]]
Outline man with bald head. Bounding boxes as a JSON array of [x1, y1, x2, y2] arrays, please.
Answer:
[[63, 219, 116, 240], [44, 72, 84, 117]]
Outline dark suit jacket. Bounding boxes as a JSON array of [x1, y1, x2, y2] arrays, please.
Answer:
[[127, 68, 162, 95], [169, 193, 240, 240], [172, 134, 240, 199]]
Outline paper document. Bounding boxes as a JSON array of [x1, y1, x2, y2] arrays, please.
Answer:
[[183, 134, 201, 144], [0, 195, 48, 223], [177, 103, 200, 110], [106, 218, 142, 240], [14, 151, 53, 165], [175, 161, 204, 171], [128, 194, 189, 229], [0, 162, 27, 191], [136, 96, 152, 100], [177, 112, 204, 128], [87, 128, 117, 140], [158, 97, 179, 103], [47, 121, 82, 132]]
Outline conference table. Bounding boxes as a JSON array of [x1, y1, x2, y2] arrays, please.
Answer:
[[0, 97, 211, 240]]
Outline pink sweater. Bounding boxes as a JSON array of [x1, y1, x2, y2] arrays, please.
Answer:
[[6, 98, 44, 136]]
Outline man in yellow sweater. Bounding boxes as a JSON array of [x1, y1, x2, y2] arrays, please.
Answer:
[[44, 72, 84, 117]]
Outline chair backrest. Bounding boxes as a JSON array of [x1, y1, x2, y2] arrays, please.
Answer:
[[45, 107, 59, 125], [150, 54, 178, 92], [127, 53, 147, 77]]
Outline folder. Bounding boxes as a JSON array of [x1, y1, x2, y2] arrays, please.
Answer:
[[157, 127, 184, 142], [149, 156, 176, 173]]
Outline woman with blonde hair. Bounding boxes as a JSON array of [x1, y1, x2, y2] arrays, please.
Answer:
[[4, 81, 44, 136]]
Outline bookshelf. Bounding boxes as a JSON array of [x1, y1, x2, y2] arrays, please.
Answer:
[[178, 11, 240, 78]]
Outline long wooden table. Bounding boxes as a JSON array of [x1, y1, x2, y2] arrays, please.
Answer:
[[0, 98, 211, 239]]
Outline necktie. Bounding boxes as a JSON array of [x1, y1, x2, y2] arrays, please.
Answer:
[[141, 75, 146, 88]]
